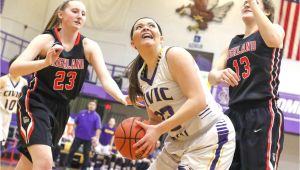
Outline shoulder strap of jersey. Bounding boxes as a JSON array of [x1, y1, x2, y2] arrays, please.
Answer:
[[43, 28, 61, 45]]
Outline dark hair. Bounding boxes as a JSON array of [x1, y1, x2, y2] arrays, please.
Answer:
[[44, 0, 79, 31], [127, 56, 144, 105], [130, 17, 163, 40], [127, 17, 162, 105], [262, 0, 275, 23]]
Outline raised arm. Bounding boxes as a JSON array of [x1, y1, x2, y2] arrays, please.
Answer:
[[83, 38, 127, 105], [208, 48, 240, 86], [247, 0, 284, 48], [9, 34, 63, 77]]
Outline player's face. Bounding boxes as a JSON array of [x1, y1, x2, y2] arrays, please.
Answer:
[[59, 1, 86, 29], [241, 0, 266, 22], [131, 18, 163, 50]]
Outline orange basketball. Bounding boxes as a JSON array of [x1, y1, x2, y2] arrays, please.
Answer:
[[114, 117, 146, 160]]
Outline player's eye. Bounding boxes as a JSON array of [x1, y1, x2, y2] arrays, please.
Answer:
[[135, 25, 143, 30], [149, 23, 156, 28], [72, 9, 78, 14]]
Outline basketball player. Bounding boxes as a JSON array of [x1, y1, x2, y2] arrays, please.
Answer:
[[208, 0, 284, 169], [96, 117, 116, 170], [9, 1, 130, 169], [0, 57, 27, 151], [127, 17, 236, 170]]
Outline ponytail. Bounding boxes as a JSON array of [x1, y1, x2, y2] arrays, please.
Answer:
[[127, 55, 144, 105], [127, 17, 162, 105], [43, 0, 78, 32], [44, 7, 61, 32]]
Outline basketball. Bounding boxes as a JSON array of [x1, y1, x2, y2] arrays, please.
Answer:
[[114, 117, 147, 160]]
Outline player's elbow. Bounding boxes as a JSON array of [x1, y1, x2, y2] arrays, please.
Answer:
[[264, 33, 284, 48], [191, 95, 207, 113], [9, 64, 21, 77], [265, 38, 282, 48], [198, 98, 207, 112]]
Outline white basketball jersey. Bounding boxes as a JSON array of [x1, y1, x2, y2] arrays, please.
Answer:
[[0, 75, 25, 114], [0, 75, 26, 142], [138, 47, 223, 140]]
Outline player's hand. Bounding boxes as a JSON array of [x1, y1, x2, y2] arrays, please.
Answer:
[[45, 44, 63, 66], [124, 95, 145, 107], [133, 120, 159, 158], [217, 68, 240, 87]]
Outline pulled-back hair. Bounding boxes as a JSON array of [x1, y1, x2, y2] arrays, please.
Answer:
[[127, 56, 144, 105], [127, 17, 163, 105], [262, 0, 275, 23], [44, 0, 79, 31], [129, 17, 162, 40]]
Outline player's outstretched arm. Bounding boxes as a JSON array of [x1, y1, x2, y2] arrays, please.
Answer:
[[83, 38, 127, 105], [247, 0, 284, 48]]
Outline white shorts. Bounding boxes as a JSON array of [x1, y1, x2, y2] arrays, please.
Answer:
[[148, 115, 236, 170], [94, 144, 111, 155]]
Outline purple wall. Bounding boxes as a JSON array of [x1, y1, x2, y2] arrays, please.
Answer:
[[1, 58, 9, 75]]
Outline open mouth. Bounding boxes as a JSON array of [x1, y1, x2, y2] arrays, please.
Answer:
[[142, 33, 153, 39], [74, 21, 81, 25]]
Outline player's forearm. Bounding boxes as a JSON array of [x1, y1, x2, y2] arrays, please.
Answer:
[[10, 60, 49, 77], [102, 78, 126, 105], [156, 97, 206, 135], [250, 1, 282, 47]]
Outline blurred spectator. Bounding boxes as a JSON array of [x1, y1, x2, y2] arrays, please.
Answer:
[[66, 100, 101, 170], [93, 117, 116, 170], [98, 118, 116, 155]]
